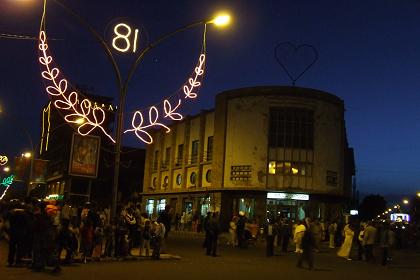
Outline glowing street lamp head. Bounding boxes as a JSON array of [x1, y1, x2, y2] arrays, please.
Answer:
[[403, 199, 409, 204], [23, 152, 32, 158], [417, 192, 420, 198], [209, 13, 231, 27]]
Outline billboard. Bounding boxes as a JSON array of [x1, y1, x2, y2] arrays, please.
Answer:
[[69, 134, 100, 178]]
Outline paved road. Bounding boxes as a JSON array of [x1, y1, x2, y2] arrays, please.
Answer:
[[1, 234, 419, 280]]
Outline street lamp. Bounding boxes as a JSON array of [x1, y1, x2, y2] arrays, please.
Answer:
[[39, 0, 231, 219], [417, 192, 420, 198], [403, 199, 409, 204]]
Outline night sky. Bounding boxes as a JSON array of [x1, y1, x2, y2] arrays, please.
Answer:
[[1, 0, 420, 197]]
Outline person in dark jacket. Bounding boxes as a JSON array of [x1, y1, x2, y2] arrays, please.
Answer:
[[237, 211, 247, 249], [7, 203, 27, 267], [297, 223, 316, 270], [264, 219, 277, 257], [203, 212, 211, 252], [206, 212, 220, 257]]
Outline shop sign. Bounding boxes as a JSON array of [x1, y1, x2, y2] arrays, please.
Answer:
[[267, 192, 309, 201]]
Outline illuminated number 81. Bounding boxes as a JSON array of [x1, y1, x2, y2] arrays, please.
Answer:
[[112, 23, 139, 53]]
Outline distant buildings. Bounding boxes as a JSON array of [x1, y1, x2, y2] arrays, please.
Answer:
[[141, 86, 355, 228]]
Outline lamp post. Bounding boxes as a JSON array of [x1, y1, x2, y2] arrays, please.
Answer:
[[42, 0, 231, 219]]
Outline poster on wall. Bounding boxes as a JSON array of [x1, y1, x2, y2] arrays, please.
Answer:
[[69, 134, 101, 178]]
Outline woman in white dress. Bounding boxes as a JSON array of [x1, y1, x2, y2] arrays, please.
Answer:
[[337, 223, 354, 260]]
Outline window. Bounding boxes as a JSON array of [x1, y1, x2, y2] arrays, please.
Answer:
[[164, 147, 171, 168], [190, 172, 197, 185], [146, 199, 154, 216], [268, 161, 312, 176], [326, 171, 338, 186], [269, 107, 314, 149], [268, 161, 276, 174], [176, 144, 184, 166], [191, 140, 199, 164], [176, 174, 183, 185], [153, 150, 159, 170], [206, 136, 213, 161], [206, 169, 212, 183], [157, 199, 166, 213]]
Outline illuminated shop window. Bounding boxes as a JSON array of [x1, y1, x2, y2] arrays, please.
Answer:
[[268, 161, 276, 174], [176, 174, 183, 185], [157, 199, 166, 213], [268, 161, 312, 176], [146, 199, 154, 216]]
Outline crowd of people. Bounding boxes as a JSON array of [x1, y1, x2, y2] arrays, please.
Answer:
[[0, 199, 173, 273], [1, 199, 420, 273]]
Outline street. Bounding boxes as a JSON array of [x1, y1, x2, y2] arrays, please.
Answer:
[[1, 233, 419, 280]]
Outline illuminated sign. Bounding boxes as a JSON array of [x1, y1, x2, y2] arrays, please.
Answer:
[[0, 155, 8, 166], [45, 194, 64, 200], [267, 192, 309, 201], [112, 23, 139, 53], [0, 175, 15, 200], [350, 210, 359, 216], [390, 213, 410, 222]]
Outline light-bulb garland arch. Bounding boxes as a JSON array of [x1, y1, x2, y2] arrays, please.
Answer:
[[38, 0, 207, 144]]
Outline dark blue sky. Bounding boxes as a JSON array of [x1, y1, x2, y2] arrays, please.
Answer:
[[1, 0, 420, 196]]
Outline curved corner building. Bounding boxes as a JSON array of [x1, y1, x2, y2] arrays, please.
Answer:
[[141, 86, 355, 229]]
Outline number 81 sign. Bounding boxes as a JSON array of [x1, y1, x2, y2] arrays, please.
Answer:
[[112, 23, 139, 53]]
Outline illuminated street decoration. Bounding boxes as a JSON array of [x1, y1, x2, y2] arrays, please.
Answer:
[[0, 175, 14, 200], [40, 102, 51, 155], [38, 1, 207, 145], [124, 54, 206, 143], [38, 31, 116, 143], [112, 23, 139, 53], [0, 155, 8, 166]]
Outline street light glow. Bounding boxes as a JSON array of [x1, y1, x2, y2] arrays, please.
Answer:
[[403, 199, 409, 204], [3, 166, 10, 172], [210, 13, 231, 27], [23, 152, 32, 158], [417, 192, 420, 198]]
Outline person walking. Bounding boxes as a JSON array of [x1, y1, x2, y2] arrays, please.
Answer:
[[379, 222, 394, 266], [206, 212, 220, 257], [237, 211, 247, 248], [228, 216, 238, 247], [297, 224, 316, 270], [281, 218, 292, 253], [151, 220, 166, 260], [294, 220, 306, 253], [337, 223, 354, 261], [328, 221, 337, 248], [264, 219, 277, 257], [363, 221, 377, 263]]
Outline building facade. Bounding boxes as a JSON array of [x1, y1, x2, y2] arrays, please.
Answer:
[[142, 86, 355, 229]]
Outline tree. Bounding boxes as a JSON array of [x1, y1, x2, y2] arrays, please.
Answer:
[[359, 194, 387, 220]]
